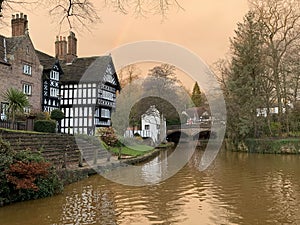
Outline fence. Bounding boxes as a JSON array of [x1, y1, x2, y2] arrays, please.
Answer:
[[0, 121, 26, 130]]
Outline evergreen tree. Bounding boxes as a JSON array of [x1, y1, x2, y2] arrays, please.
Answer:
[[191, 82, 202, 107], [225, 11, 265, 141]]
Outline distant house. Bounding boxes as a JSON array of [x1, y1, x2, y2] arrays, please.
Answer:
[[0, 13, 42, 117], [125, 105, 167, 143], [183, 106, 211, 124], [54, 32, 121, 135], [257, 106, 287, 117]]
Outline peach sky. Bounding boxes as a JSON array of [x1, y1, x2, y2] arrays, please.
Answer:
[[1, 0, 249, 89]]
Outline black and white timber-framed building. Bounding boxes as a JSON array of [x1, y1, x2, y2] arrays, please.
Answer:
[[38, 32, 121, 135], [60, 55, 120, 135], [36, 50, 63, 112]]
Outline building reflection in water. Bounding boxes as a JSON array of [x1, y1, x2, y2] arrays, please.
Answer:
[[60, 185, 118, 225]]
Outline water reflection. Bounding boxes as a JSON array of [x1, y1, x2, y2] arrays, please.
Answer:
[[1, 147, 300, 224], [60, 186, 117, 225]]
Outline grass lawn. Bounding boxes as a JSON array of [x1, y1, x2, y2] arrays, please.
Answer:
[[110, 144, 154, 157]]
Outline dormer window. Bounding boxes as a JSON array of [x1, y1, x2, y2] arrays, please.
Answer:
[[23, 64, 32, 75], [50, 70, 59, 81]]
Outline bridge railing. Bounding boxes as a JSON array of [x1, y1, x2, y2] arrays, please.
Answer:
[[167, 122, 211, 130]]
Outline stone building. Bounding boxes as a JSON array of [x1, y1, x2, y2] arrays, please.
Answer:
[[0, 13, 42, 117]]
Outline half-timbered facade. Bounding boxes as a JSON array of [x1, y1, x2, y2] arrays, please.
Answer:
[[60, 56, 120, 135], [36, 50, 63, 112]]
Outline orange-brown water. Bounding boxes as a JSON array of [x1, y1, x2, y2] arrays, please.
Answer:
[[1, 148, 300, 225]]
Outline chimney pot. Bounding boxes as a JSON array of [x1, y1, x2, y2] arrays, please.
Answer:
[[55, 35, 67, 61], [66, 31, 77, 63], [11, 12, 28, 36]]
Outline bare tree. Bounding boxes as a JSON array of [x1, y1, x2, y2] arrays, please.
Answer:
[[48, 0, 101, 32], [250, 0, 300, 134], [118, 64, 141, 88], [0, 0, 183, 30]]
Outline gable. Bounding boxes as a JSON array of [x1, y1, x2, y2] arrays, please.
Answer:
[[60, 55, 121, 91]]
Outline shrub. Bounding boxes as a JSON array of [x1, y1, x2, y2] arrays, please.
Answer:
[[0, 138, 14, 205], [33, 111, 50, 120], [50, 109, 64, 121], [270, 122, 282, 136], [96, 127, 119, 147], [34, 120, 56, 133], [1, 149, 63, 204]]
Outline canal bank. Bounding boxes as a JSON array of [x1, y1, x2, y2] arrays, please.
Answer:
[[225, 138, 300, 154], [0, 129, 175, 206], [59, 143, 175, 185]]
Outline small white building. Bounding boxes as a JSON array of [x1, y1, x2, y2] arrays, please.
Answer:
[[125, 105, 167, 144]]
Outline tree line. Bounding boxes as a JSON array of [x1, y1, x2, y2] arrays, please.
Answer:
[[216, 0, 300, 143]]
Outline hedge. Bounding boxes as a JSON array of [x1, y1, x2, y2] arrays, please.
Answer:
[[34, 120, 56, 133]]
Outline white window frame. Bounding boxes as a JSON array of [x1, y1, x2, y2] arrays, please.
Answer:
[[101, 90, 114, 101], [50, 87, 58, 97], [50, 70, 59, 81], [101, 108, 110, 118], [23, 64, 32, 75], [23, 84, 32, 96]]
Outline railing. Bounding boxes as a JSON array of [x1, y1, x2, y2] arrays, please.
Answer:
[[124, 130, 151, 138], [0, 121, 26, 130]]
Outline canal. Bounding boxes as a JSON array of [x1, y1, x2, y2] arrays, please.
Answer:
[[1, 147, 300, 225]]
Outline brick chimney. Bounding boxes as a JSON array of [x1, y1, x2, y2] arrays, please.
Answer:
[[55, 36, 67, 61], [11, 13, 28, 36], [66, 31, 77, 63]]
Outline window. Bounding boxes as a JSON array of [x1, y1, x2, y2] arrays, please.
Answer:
[[23, 84, 32, 95], [50, 87, 58, 97], [50, 71, 59, 81], [101, 108, 110, 118], [0, 102, 8, 121], [101, 90, 114, 101], [23, 64, 32, 75], [145, 125, 150, 130], [24, 106, 30, 114]]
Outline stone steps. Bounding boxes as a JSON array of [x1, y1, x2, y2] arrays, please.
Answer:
[[0, 130, 111, 168]]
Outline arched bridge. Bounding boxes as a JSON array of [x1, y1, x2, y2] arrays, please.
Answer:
[[166, 123, 215, 143]]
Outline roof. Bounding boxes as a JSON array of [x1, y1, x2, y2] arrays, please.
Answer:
[[35, 50, 57, 70], [0, 35, 26, 65], [185, 106, 210, 118], [6, 35, 27, 55], [60, 55, 119, 87]]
